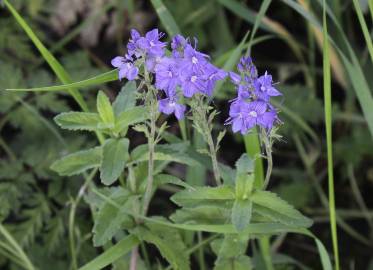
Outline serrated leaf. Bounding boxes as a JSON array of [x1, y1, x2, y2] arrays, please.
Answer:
[[97, 90, 115, 124], [93, 188, 134, 246], [235, 154, 255, 199], [139, 174, 194, 193], [50, 147, 101, 176], [231, 199, 253, 231], [114, 106, 147, 134], [170, 205, 231, 224], [113, 81, 138, 116], [54, 112, 101, 131], [252, 190, 313, 228], [134, 222, 190, 270], [100, 138, 129, 185], [171, 186, 235, 208], [214, 255, 253, 270], [212, 234, 249, 260]]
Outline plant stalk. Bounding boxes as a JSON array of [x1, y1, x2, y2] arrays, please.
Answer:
[[262, 129, 273, 189]]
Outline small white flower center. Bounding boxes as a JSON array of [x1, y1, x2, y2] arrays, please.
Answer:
[[249, 111, 257, 117], [126, 63, 132, 68], [168, 71, 173, 77], [260, 86, 266, 91], [150, 41, 155, 47], [191, 56, 198, 64], [169, 102, 176, 107], [191, 75, 197, 82]]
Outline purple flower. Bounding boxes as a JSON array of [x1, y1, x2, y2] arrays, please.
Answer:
[[254, 72, 281, 101], [229, 72, 241, 85], [155, 57, 180, 93], [127, 29, 142, 57], [180, 44, 209, 73], [171, 34, 187, 58], [180, 71, 206, 98], [204, 64, 227, 96], [111, 56, 138, 80], [226, 99, 279, 134], [137, 29, 166, 57], [158, 94, 186, 119]]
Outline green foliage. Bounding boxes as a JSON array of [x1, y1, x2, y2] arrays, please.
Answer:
[[100, 138, 129, 185], [54, 112, 102, 131], [50, 147, 102, 176], [133, 221, 190, 270], [97, 90, 115, 125], [92, 188, 134, 246]]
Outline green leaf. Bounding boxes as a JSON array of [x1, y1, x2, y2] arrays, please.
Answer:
[[97, 91, 115, 124], [50, 147, 101, 176], [170, 205, 231, 224], [113, 81, 138, 116], [214, 255, 253, 270], [134, 223, 190, 270], [7, 70, 118, 93], [54, 112, 101, 131], [78, 235, 140, 270], [93, 188, 134, 246], [231, 199, 253, 231], [100, 138, 130, 185], [114, 106, 147, 134], [235, 154, 255, 199], [252, 190, 312, 228], [171, 186, 235, 208], [150, 174, 194, 191]]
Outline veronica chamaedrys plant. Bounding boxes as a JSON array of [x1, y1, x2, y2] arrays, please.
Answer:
[[47, 28, 312, 270]]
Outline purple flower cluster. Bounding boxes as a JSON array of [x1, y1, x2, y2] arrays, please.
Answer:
[[111, 29, 227, 120], [225, 57, 281, 134]]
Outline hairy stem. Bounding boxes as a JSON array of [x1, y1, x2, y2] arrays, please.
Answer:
[[206, 130, 222, 185], [142, 87, 157, 215], [262, 129, 273, 189]]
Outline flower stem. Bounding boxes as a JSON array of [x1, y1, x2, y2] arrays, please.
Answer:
[[262, 128, 273, 189], [142, 86, 157, 215], [206, 130, 222, 186]]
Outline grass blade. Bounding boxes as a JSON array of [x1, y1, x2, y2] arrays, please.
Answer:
[[7, 70, 118, 92], [322, 2, 340, 269], [4, 0, 105, 144], [352, 0, 373, 64], [149, 0, 181, 37], [4, 0, 87, 112], [78, 235, 140, 270]]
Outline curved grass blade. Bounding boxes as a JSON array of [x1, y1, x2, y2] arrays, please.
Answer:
[[322, 2, 339, 269], [7, 70, 118, 93], [3, 0, 87, 112], [149, 0, 181, 37], [4, 0, 105, 144], [352, 0, 373, 64], [78, 235, 140, 270]]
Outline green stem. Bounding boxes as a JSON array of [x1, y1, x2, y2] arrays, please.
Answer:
[[262, 129, 273, 190], [69, 169, 97, 270], [142, 88, 157, 215]]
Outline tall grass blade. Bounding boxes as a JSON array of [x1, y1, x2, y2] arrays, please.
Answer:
[[282, 0, 373, 138], [4, 0, 105, 144], [352, 0, 373, 64], [322, 2, 340, 269], [4, 0, 87, 112], [149, 0, 181, 37]]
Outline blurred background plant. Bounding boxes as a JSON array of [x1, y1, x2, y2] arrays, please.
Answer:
[[0, 0, 372, 269]]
